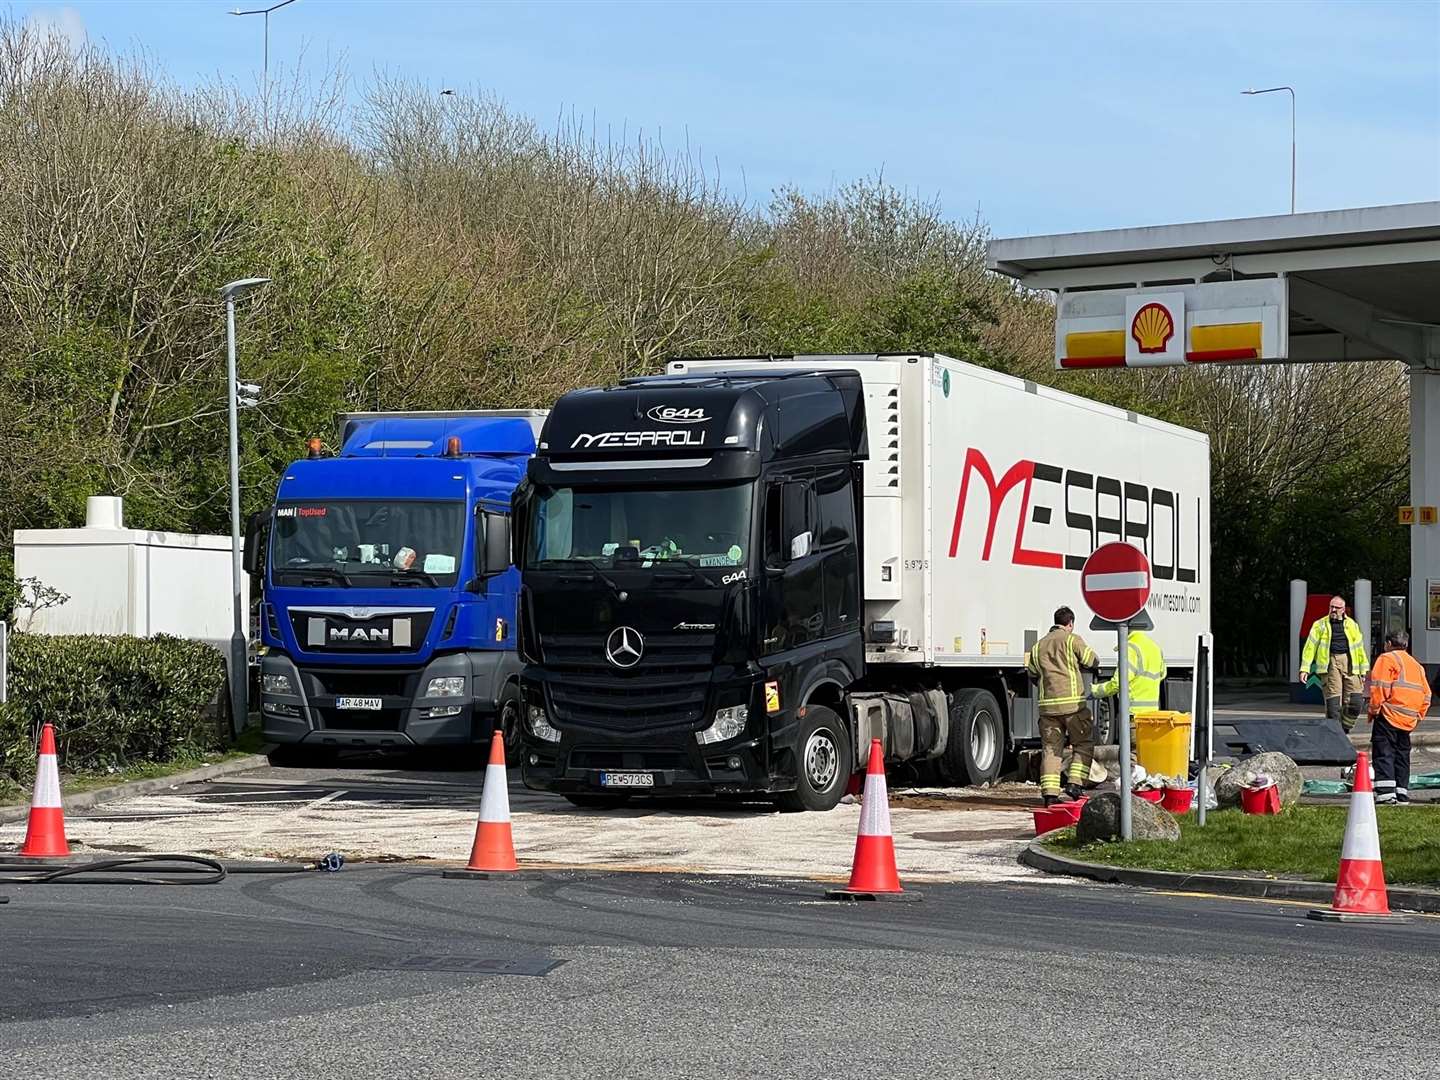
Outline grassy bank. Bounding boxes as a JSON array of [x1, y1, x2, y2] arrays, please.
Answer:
[[0, 727, 267, 806], [1045, 806, 1440, 886]]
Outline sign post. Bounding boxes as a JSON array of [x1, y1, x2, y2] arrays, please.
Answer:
[[1195, 632, 1213, 827], [1081, 542, 1153, 842]]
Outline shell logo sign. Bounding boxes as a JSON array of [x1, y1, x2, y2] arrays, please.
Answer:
[[1130, 303, 1175, 354], [1123, 293, 1185, 364], [1052, 279, 1286, 370]]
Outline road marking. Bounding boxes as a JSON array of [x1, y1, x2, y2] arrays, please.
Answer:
[[188, 789, 319, 799]]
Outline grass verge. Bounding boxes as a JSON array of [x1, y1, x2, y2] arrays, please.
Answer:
[[1044, 806, 1440, 886], [0, 725, 268, 806]]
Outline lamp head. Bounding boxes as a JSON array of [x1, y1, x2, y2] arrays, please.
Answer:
[[220, 277, 271, 301]]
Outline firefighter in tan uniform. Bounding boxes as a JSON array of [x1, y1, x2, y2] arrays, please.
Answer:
[[1025, 605, 1100, 805]]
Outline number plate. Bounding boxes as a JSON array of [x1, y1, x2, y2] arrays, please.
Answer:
[[599, 771, 655, 788], [336, 696, 383, 711]]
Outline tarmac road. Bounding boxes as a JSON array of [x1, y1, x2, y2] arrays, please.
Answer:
[[1, 867, 1438, 1079]]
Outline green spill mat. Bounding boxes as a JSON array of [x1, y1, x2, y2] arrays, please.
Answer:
[[1303, 773, 1440, 795]]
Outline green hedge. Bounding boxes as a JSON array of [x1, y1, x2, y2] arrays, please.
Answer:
[[1, 633, 227, 786]]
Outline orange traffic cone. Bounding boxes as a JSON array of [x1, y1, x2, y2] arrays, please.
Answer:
[[826, 738, 919, 901], [1309, 750, 1406, 923], [20, 723, 70, 858], [447, 730, 519, 877]]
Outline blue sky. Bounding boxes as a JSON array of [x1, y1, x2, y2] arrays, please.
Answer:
[[18, 0, 1440, 238]]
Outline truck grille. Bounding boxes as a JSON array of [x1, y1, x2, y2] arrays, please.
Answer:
[[542, 632, 714, 732], [303, 667, 418, 734]]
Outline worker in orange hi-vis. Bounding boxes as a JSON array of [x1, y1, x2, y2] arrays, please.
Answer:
[[1367, 630, 1433, 805]]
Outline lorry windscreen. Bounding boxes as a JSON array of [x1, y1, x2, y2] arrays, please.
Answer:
[[525, 484, 751, 570], [271, 500, 465, 587]]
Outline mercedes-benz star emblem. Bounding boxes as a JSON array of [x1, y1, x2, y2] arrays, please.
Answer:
[[605, 626, 644, 668]]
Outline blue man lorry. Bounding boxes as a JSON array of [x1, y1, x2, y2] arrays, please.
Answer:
[[244, 410, 545, 758]]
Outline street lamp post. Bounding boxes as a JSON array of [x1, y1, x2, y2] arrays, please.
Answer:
[[231, 0, 297, 130], [1242, 86, 1296, 214], [230, 0, 297, 87], [220, 277, 270, 738]]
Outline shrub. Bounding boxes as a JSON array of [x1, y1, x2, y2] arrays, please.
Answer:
[[0, 633, 227, 785]]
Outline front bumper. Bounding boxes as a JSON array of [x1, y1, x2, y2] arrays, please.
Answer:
[[520, 730, 779, 795], [517, 680, 787, 796], [260, 652, 508, 748]]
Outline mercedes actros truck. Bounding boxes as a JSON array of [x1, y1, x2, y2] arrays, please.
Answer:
[[515, 354, 1209, 809]]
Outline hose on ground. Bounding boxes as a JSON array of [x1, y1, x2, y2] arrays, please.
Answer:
[[0, 852, 329, 886]]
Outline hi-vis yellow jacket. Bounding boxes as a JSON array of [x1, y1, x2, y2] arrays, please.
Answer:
[[1300, 616, 1369, 677], [1025, 626, 1099, 717], [1094, 630, 1167, 711]]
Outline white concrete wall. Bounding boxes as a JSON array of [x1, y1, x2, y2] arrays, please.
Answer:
[[13, 526, 246, 644]]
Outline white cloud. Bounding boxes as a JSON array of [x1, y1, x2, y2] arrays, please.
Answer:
[[23, 5, 88, 52]]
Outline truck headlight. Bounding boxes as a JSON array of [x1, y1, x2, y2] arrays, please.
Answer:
[[696, 704, 748, 745], [426, 676, 466, 698], [262, 673, 293, 695], [528, 705, 561, 743]]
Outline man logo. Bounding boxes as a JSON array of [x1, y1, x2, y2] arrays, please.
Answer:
[[605, 626, 644, 668], [646, 405, 708, 424], [330, 626, 390, 644]]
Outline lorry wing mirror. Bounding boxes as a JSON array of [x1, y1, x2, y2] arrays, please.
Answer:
[[789, 531, 812, 560], [242, 509, 271, 576], [479, 509, 512, 579]]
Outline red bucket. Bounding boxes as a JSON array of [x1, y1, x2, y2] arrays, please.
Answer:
[[1032, 798, 1087, 836], [1134, 788, 1164, 803], [1160, 787, 1194, 814], [1240, 785, 1282, 815]]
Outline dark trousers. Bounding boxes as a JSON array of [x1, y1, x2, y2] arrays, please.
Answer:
[[1371, 715, 1412, 800]]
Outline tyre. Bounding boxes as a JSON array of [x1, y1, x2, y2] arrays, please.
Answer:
[[1091, 696, 1117, 746], [497, 682, 524, 767], [562, 792, 633, 809], [943, 688, 1004, 787], [777, 704, 853, 812]]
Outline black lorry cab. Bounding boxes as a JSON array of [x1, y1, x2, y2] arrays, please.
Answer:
[[515, 368, 871, 810]]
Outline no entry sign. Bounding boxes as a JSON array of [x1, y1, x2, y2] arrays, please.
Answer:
[[1081, 542, 1152, 623]]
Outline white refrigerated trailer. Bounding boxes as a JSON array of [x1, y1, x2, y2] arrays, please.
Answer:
[[668, 353, 1211, 766]]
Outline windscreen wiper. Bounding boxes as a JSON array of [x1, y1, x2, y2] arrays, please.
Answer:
[[279, 565, 353, 587], [388, 567, 440, 587], [538, 558, 626, 599]]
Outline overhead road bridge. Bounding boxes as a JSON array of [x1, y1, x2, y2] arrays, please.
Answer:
[[987, 202, 1440, 734]]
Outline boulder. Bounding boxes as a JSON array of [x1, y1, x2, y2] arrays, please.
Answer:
[[1075, 791, 1181, 844], [1212, 751, 1304, 810]]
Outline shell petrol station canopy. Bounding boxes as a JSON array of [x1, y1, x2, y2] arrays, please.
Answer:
[[986, 201, 1440, 371], [987, 201, 1440, 675]]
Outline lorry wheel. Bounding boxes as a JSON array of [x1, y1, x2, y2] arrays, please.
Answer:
[[498, 684, 524, 767], [944, 689, 1004, 787], [1092, 696, 1116, 745], [562, 793, 633, 809], [778, 705, 853, 812]]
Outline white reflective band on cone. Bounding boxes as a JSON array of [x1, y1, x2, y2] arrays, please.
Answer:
[[478, 761, 511, 824], [858, 770, 892, 837], [32, 754, 62, 809], [1340, 791, 1382, 862]]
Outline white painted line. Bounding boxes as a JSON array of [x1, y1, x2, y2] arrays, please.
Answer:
[[1084, 571, 1149, 591]]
